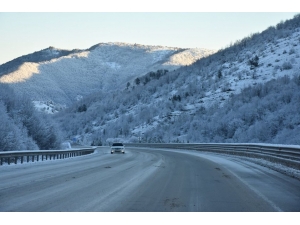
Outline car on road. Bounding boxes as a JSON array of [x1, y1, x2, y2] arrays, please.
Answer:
[[111, 143, 125, 154]]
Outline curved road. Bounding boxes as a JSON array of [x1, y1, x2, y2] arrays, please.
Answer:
[[0, 147, 299, 212]]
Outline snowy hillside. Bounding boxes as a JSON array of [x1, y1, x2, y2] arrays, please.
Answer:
[[54, 14, 300, 146], [0, 43, 215, 106], [182, 28, 300, 109]]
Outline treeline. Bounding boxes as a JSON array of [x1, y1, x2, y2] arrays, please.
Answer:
[[0, 84, 63, 151]]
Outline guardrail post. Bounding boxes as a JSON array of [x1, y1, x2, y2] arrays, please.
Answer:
[[0, 157, 3, 166], [21, 156, 24, 164], [27, 156, 29, 163], [8, 157, 11, 165], [15, 157, 18, 164]]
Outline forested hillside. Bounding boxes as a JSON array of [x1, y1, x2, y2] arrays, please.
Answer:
[[55, 14, 300, 146], [0, 84, 62, 151]]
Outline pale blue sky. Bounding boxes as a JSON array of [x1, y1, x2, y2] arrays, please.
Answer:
[[0, 12, 298, 65]]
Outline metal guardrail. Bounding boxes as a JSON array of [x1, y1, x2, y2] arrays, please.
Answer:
[[0, 147, 97, 166], [126, 143, 300, 170]]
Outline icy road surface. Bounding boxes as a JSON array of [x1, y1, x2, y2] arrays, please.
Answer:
[[0, 147, 299, 212]]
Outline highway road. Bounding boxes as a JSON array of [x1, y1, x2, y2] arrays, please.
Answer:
[[0, 147, 299, 212]]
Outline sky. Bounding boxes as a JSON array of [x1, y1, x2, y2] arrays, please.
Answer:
[[0, 1, 298, 65]]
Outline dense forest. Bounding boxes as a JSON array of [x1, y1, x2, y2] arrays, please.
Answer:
[[0, 84, 62, 151]]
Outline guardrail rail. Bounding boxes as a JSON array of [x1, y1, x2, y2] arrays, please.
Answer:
[[127, 143, 300, 170], [0, 147, 96, 166]]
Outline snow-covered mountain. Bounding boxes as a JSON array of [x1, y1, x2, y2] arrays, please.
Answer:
[[54, 14, 300, 146], [0, 43, 215, 107], [1, 14, 300, 150]]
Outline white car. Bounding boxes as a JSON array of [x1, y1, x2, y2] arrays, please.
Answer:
[[111, 143, 125, 154]]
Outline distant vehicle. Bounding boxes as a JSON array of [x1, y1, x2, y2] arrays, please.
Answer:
[[111, 143, 125, 154]]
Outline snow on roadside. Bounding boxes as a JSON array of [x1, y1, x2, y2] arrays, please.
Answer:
[[143, 147, 300, 180], [199, 152, 300, 180]]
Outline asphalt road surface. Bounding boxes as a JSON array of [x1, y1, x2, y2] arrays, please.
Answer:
[[0, 147, 299, 212]]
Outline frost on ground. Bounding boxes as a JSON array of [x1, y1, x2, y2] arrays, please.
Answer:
[[238, 155, 300, 180], [149, 147, 300, 181], [200, 151, 300, 181]]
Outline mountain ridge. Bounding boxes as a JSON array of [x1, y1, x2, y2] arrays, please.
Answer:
[[0, 42, 215, 106], [0, 46, 84, 75]]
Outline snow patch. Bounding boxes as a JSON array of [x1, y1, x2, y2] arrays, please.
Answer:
[[60, 141, 72, 149], [105, 62, 121, 70], [33, 100, 66, 114], [0, 62, 39, 83], [164, 48, 216, 67]]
